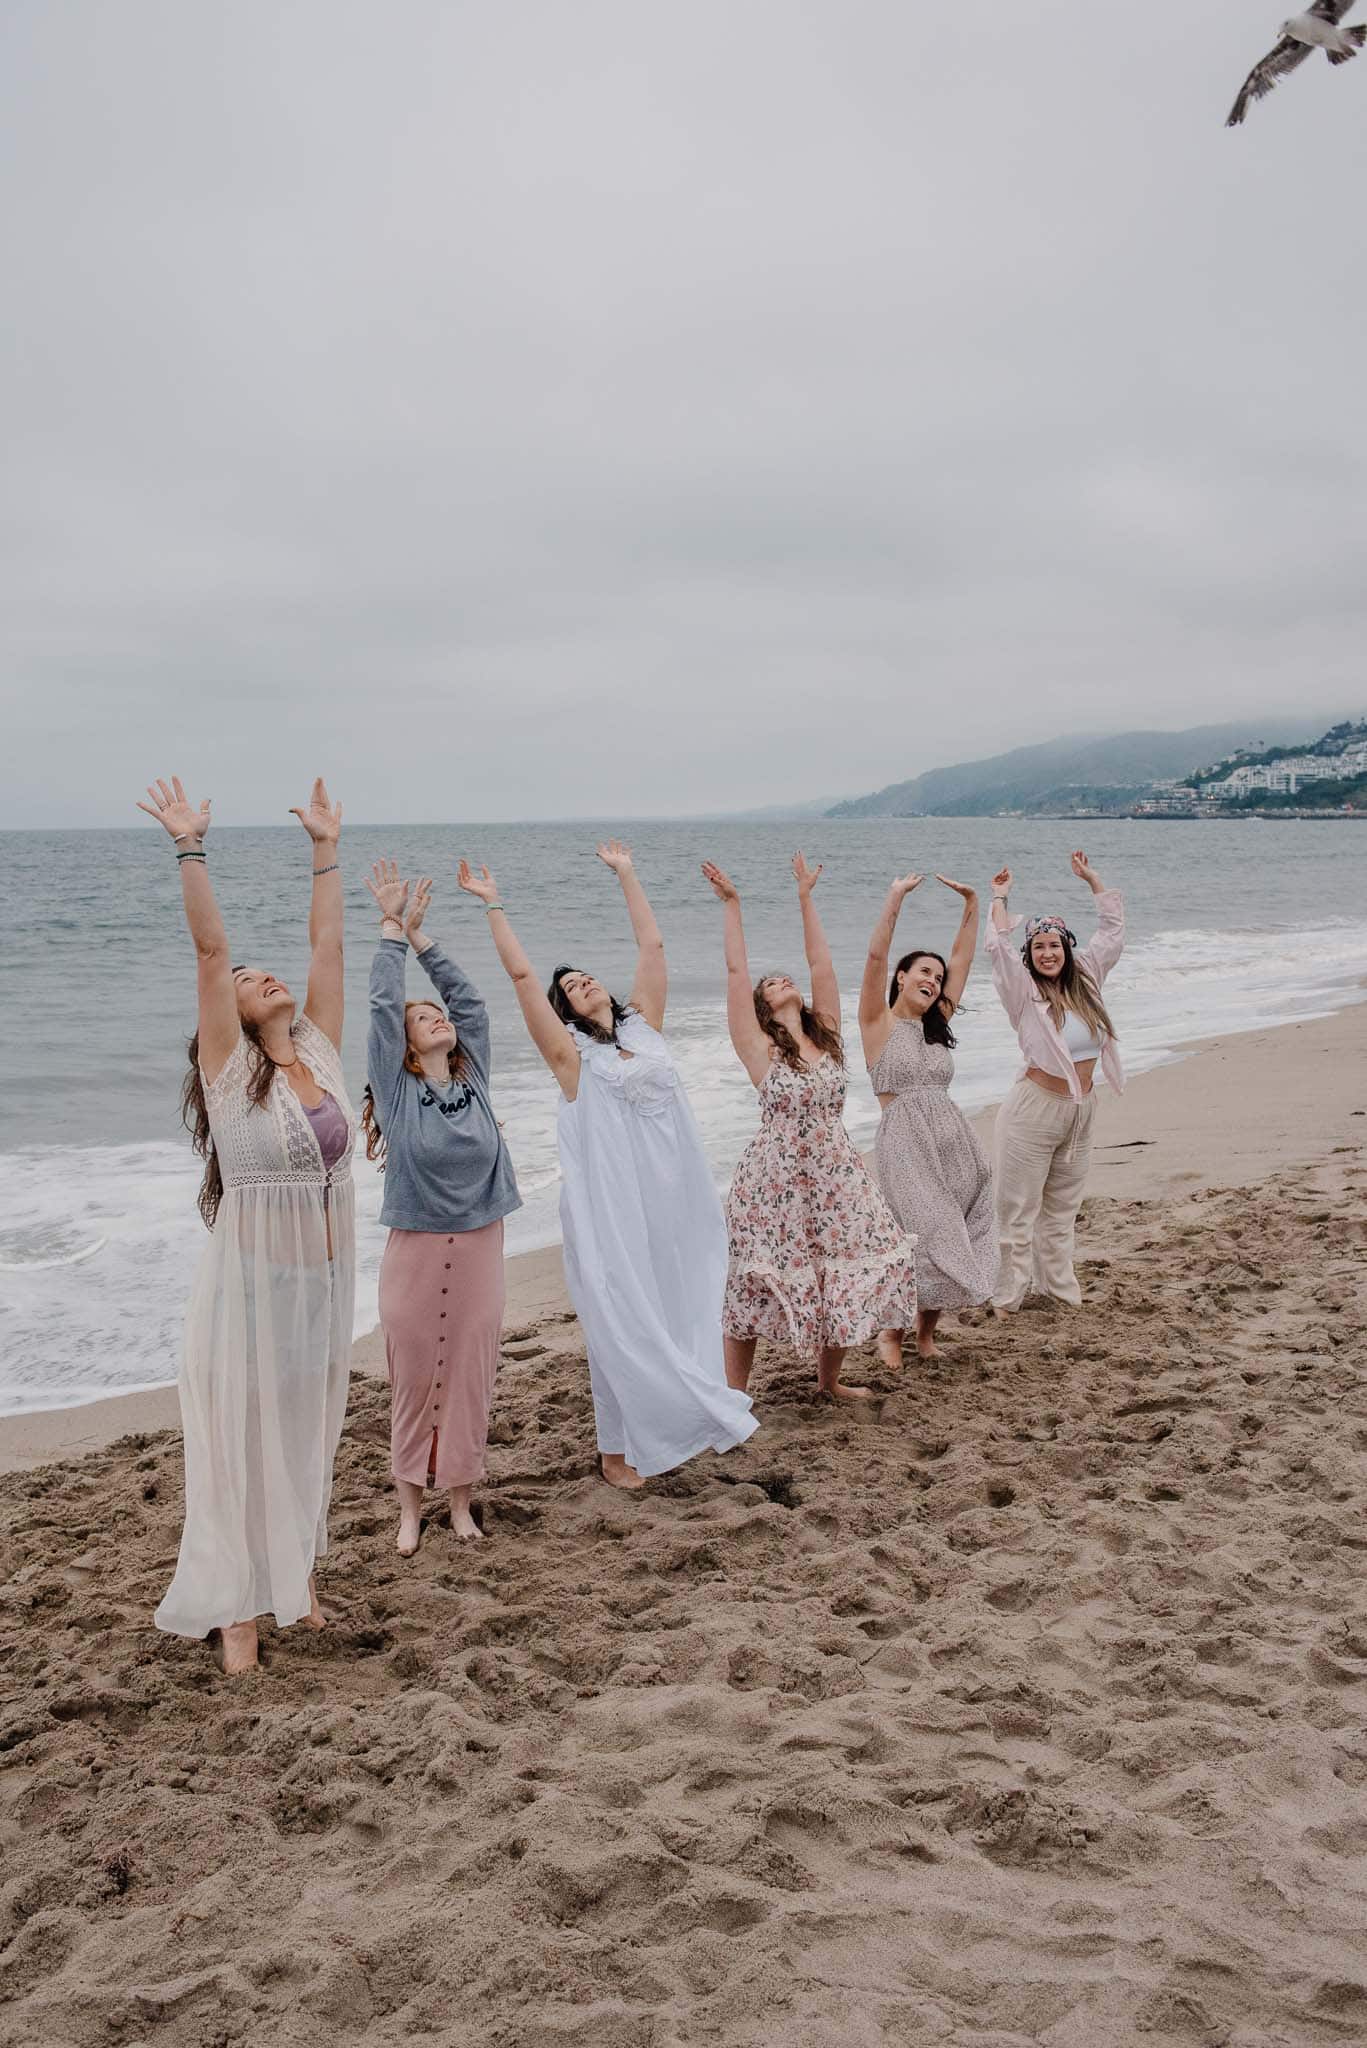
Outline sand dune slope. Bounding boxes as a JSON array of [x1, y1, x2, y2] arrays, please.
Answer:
[[2, 1159, 1367, 2046]]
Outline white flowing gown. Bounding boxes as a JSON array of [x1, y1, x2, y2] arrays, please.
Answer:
[[155, 1017, 356, 1638], [558, 1012, 757, 1476]]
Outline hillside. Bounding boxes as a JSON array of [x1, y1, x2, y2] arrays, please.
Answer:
[[827, 720, 1324, 818]]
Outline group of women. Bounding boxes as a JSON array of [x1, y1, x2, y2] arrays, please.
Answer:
[[138, 775, 1125, 1674]]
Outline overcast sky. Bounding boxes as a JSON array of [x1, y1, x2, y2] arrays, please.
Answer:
[[3, 2, 1364, 826]]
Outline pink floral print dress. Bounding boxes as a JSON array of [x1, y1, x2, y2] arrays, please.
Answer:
[[723, 1052, 917, 1358]]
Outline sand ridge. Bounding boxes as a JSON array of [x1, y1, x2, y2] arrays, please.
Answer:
[[2, 1148, 1367, 2045]]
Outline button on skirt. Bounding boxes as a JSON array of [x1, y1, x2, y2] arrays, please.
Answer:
[[378, 1219, 505, 1488]]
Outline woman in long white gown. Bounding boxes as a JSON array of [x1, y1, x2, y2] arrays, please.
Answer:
[[458, 842, 756, 1489], [138, 775, 354, 1675]]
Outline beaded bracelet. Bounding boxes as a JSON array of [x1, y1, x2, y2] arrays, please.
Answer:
[[313, 863, 340, 877], [176, 850, 207, 863], [483, 901, 505, 913]]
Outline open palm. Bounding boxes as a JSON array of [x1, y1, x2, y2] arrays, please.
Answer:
[[701, 861, 738, 904], [792, 851, 823, 897], [290, 777, 342, 844], [365, 858, 409, 922], [458, 859, 499, 904], [137, 776, 211, 843]]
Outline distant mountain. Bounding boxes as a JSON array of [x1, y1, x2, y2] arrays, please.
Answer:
[[826, 720, 1326, 819]]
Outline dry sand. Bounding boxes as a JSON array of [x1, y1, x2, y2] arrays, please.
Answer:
[[1, 1006, 1365, 2045]]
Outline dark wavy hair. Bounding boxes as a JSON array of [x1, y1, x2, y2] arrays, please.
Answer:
[[547, 965, 633, 1045], [360, 1001, 468, 1166], [888, 949, 957, 1049], [181, 979, 276, 1228], [752, 976, 844, 1072], [1022, 932, 1117, 1042]]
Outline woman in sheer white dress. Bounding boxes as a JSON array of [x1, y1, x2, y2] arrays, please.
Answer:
[[458, 841, 756, 1490], [138, 775, 355, 1675]]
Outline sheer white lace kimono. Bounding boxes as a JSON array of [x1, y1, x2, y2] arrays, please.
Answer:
[[155, 1016, 356, 1638]]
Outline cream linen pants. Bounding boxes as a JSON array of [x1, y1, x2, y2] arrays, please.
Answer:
[[992, 1078, 1098, 1310]]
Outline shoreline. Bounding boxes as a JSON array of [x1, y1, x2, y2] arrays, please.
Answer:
[[1, 999, 1362, 1473]]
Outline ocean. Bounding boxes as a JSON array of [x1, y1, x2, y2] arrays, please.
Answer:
[[1, 817, 1364, 1416]]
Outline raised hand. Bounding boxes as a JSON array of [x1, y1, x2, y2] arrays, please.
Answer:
[[701, 861, 739, 904], [290, 776, 343, 845], [596, 839, 634, 875], [792, 850, 823, 897], [935, 874, 977, 900], [457, 858, 500, 904], [891, 871, 925, 898], [406, 876, 433, 941], [991, 866, 1012, 897], [364, 858, 409, 924], [137, 775, 211, 844], [1071, 849, 1100, 888]]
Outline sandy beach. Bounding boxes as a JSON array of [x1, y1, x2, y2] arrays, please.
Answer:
[[2, 1004, 1365, 2045]]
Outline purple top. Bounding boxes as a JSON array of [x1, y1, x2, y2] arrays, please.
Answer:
[[302, 1090, 350, 1170]]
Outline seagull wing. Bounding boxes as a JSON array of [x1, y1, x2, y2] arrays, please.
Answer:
[[1226, 36, 1314, 126], [1306, 2, 1358, 25]]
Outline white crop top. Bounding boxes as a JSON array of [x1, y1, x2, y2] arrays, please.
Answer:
[[1061, 1009, 1104, 1063]]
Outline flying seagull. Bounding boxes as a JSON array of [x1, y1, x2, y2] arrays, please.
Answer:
[[1227, 2, 1367, 126]]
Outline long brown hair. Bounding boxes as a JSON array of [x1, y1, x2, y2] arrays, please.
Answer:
[[547, 966, 633, 1045], [181, 1021, 276, 1231], [1024, 935, 1117, 1043], [360, 1002, 467, 1167], [752, 976, 845, 1072], [888, 949, 957, 1050]]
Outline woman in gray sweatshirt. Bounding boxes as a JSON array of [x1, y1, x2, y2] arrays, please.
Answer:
[[363, 861, 521, 1556]]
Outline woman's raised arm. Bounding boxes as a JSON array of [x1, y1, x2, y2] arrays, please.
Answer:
[[935, 874, 980, 1011], [294, 777, 345, 1050], [701, 862, 770, 1087], [1072, 850, 1125, 982], [137, 776, 239, 1085], [407, 879, 493, 1080], [793, 852, 840, 1032], [984, 866, 1029, 1027], [596, 839, 667, 1031], [364, 858, 412, 1115], [458, 860, 580, 1099], [859, 872, 923, 1064]]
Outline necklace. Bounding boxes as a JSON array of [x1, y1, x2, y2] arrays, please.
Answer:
[[270, 1053, 301, 1069]]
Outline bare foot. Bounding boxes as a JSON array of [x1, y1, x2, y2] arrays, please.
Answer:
[[302, 1575, 328, 1631], [915, 1335, 939, 1360], [397, 1508, 422, 1557], [876, 1329, 904, 1372], [820, 1382, 875, 1404], [600, 1453, 647, 1491], [450, 1506, 484, 1542], [219, 1620, 259, 1675]]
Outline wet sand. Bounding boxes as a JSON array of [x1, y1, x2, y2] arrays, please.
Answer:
[[1, 1005, 1365, 2045]]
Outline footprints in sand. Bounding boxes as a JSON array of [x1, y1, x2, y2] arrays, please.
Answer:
[[1, 1174, 1365, 2043]]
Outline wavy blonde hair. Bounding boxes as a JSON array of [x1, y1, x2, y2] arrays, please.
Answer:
[[360, 1001, 466, 1167]]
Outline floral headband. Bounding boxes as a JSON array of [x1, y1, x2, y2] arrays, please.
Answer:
[[1024, 915, 1076, 945]]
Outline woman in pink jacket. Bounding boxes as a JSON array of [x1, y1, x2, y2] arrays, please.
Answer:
[[985, 850, 1124, 1312]]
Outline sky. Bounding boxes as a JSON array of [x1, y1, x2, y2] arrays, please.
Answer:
[[3, 1, 1365, 826]]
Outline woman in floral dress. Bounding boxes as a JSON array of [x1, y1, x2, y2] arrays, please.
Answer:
[[702, 853, 917, 1401]]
